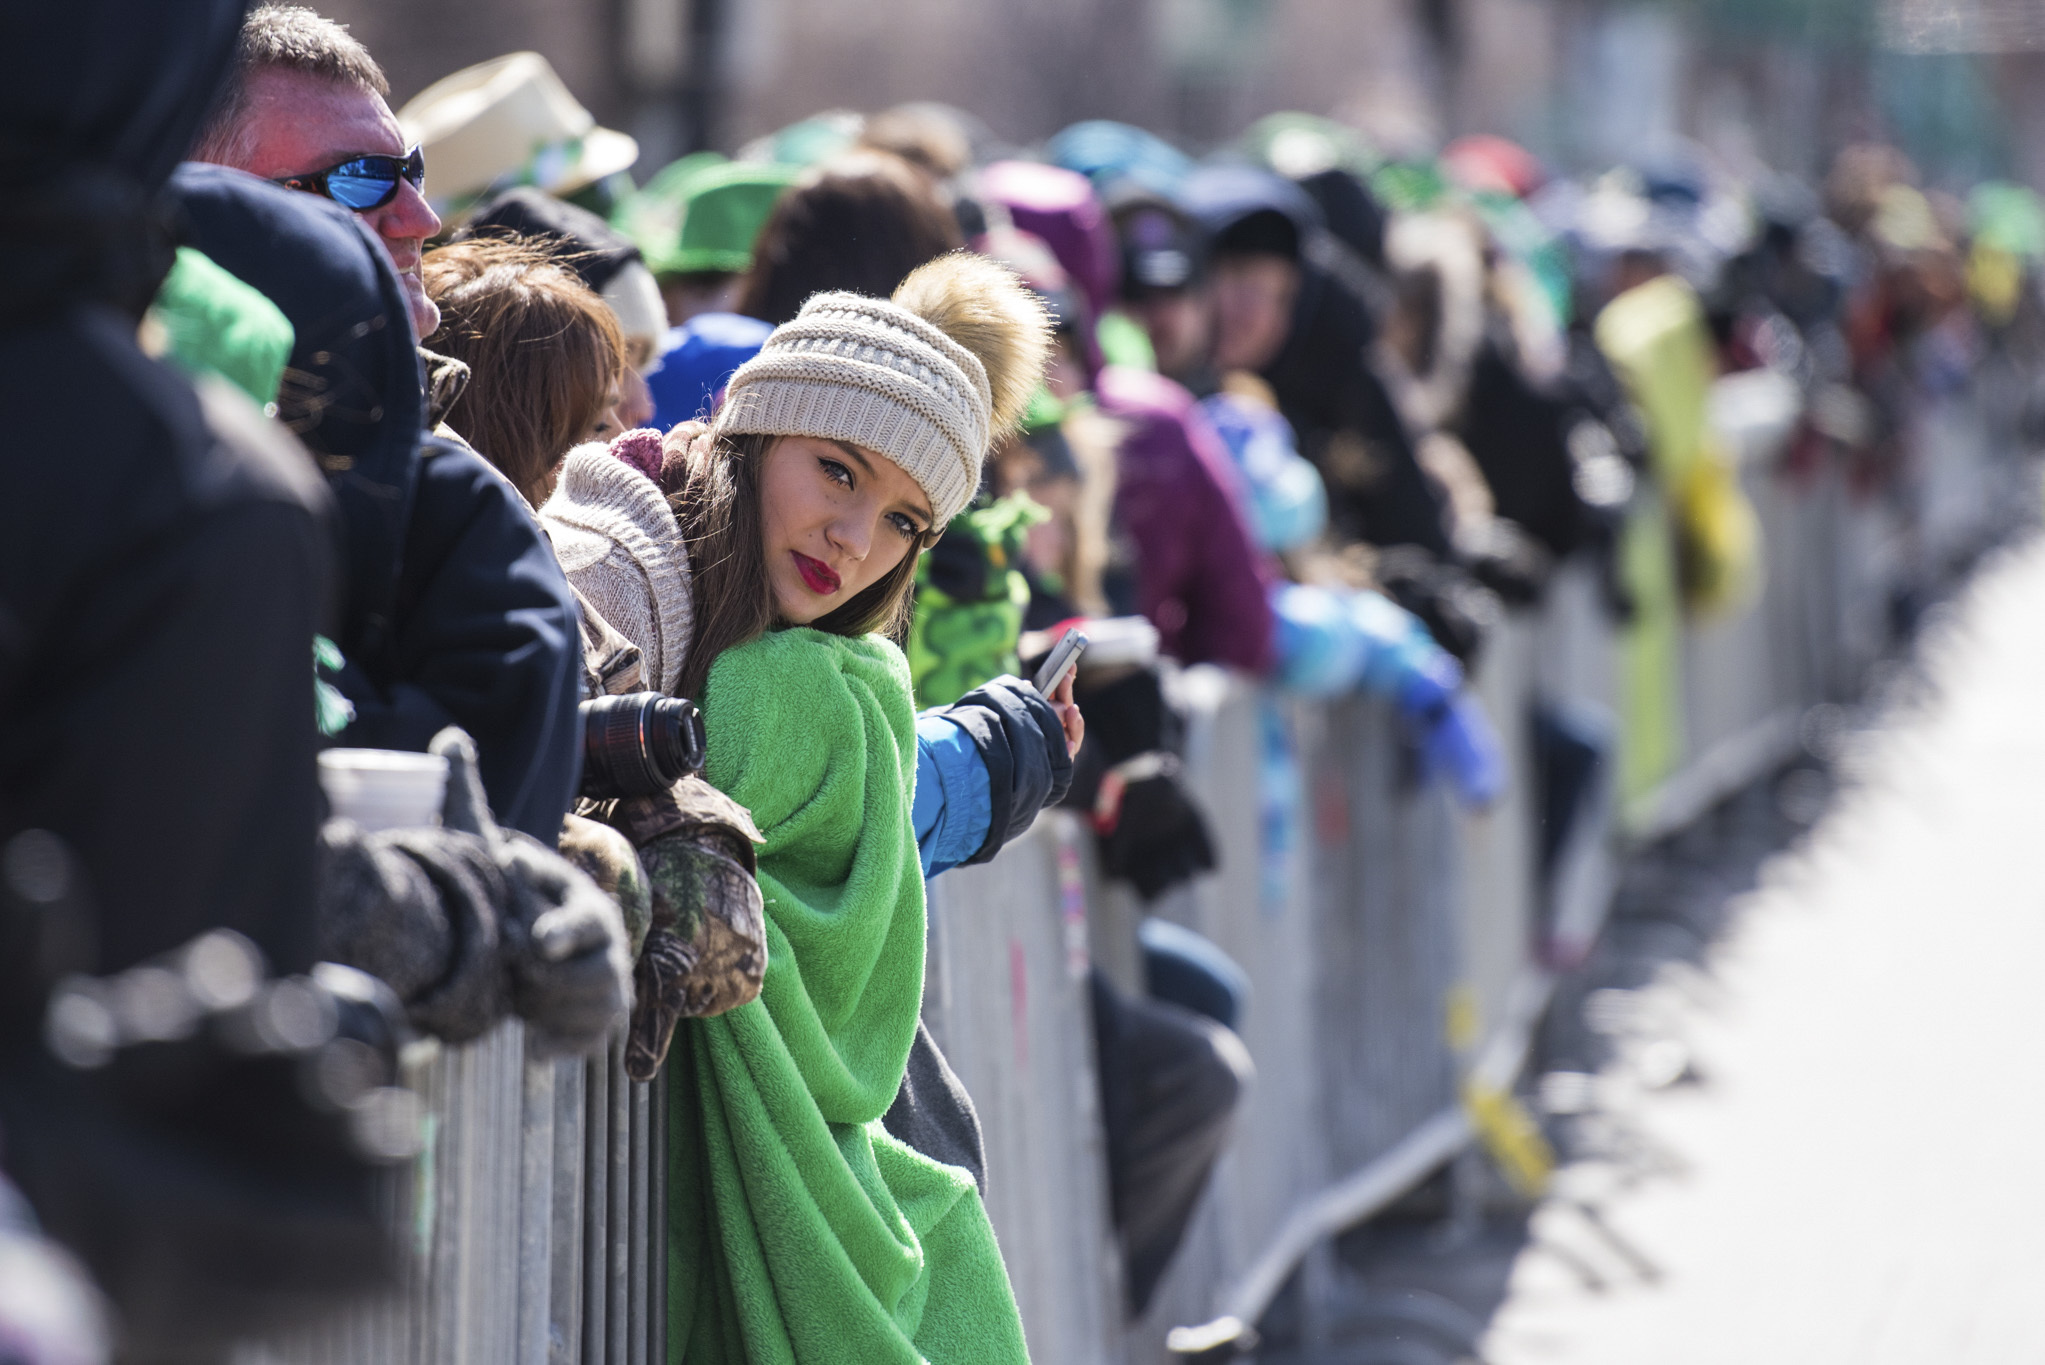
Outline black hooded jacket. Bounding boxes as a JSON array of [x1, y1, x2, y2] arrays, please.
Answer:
[[169, 164, 584, 842], [1182, 166, 1453, 556], [0, 0, 332, 1004]]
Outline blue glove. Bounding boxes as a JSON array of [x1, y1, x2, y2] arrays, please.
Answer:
[[1413, 691, 1506, 810], [1272, 583, 1503, 806]]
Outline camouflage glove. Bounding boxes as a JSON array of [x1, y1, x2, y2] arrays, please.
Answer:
[[584, 777, 765, 1081], [558, 814, 653, 956]]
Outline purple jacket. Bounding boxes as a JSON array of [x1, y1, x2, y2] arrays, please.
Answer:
[[1097, 366, 1276, 675]]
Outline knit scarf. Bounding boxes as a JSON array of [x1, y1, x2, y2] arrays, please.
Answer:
[[667, 627, 1030, 1365]]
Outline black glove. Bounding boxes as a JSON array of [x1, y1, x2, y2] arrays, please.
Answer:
[[1372, 545, 1500, 671], [1460, 517, 1553, 607], [941, 675, 1075, 864], [1090, 754, 1217, 901], [5, 936, 417, 1358]]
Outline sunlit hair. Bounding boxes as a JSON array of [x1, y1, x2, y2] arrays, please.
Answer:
[[423, 236, 626, 506], [192, 4, 389, 167], [668, 429, 932, 703]]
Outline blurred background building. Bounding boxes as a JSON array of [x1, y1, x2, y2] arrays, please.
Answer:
[[325, 0, 2045, 196]]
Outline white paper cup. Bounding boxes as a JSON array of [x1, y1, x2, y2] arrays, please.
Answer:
[[318, 749, 450, 833]]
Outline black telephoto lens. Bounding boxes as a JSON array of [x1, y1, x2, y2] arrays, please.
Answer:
[[579, 693, 705, 799]]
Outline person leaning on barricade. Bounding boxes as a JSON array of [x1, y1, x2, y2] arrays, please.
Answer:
[[0, 3, 631, 1361], [643, 255, 1070, 1360], [542, 152, 1082, 1178], [159, 164, 647, 1044], [187, 3, 586, 844]]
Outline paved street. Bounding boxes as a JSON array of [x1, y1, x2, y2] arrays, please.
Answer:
[[1483, 537, 2045, 1364]]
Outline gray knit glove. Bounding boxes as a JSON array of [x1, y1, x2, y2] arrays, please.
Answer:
[[433, 729, 632, 1058], [314, 821, 509, 1043]]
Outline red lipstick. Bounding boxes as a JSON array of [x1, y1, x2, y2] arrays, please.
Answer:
[[792, 551, 840, 595]]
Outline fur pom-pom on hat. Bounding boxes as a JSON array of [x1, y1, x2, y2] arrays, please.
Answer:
[[713, 251, 1051, 526], [890, 253, 1050, 440]]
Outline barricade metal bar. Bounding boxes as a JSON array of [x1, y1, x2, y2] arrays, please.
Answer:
[[627, 1067, 650, 1365], [606, 1042, 631, 1364], [1623, 707, 1802, 846], [648, 1068, 668, 1365], [551, 1057, 587, 1365], [517, 1055, 557, 1365], [581, 1048, 610, 1365]]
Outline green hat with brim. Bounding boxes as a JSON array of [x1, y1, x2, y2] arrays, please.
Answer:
[[656, 161, 801, 277], [612, 150, 727, 254]]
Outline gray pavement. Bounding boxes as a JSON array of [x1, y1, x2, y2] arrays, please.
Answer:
[[1482, 537, 2045, 1364]]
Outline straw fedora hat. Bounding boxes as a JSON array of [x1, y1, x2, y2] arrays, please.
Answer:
[[399, 52, 639, 215]]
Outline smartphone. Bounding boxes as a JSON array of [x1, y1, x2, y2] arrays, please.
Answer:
[[1032, 628, 1088, 695]]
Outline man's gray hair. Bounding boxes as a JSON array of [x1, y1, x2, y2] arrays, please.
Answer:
[[191, 6, 390, 167]]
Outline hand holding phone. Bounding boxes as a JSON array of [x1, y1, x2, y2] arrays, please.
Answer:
[[1032, 629, 1088, 758], [1032, 629, 1088, 695]]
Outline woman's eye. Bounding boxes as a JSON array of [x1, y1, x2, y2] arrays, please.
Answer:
[[819, 458, 853, 488], [886, 511, 922, 541]]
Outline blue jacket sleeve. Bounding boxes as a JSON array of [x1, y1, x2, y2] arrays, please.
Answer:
[[330, 438, 583, 843], [914, 713, 992, 878]]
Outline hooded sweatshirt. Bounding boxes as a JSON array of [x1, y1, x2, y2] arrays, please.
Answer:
[[1181, 165, 1456, 557], [0, 0, 333, 1004], [170, 163, 584, 841], [977, 170, 1277, 674], [0, 4, 341, 1339]]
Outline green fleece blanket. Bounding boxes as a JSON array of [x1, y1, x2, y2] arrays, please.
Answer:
[[668, 627, 1030, 1364]]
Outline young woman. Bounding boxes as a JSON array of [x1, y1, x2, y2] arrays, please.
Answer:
[[421, 236, 629, 506], [562, 252, 1067, 1360]]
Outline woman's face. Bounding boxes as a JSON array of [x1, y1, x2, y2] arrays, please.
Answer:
[[758, 435, 933, 625]]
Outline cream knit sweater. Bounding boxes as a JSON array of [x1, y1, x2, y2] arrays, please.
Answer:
[[542, 442, 693, 696]]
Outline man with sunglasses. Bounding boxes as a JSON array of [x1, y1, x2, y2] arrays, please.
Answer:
[[184, 5, 585, 848], [192, 5, 442, 339]]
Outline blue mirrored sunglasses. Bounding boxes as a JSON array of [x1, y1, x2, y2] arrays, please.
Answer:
[[274, 146, 426, 212]]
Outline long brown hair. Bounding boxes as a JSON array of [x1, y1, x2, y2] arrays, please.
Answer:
[[423, 236, 626, 505], [669, 429, 930, 703]]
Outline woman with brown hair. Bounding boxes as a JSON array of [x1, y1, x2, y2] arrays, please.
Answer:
[[552, 252, 1079, 1360], [422, 236, 628, 506]]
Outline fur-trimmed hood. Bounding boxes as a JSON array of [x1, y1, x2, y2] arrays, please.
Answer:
[[1378, 210, 1489, 433]]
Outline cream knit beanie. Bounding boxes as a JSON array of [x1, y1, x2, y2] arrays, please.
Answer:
[[712, 253, 1052, 527]]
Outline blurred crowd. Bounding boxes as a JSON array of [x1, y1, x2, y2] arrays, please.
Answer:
[[5, 1, 2042, 1361]]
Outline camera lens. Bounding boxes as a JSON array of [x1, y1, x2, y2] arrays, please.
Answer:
[[579, 693, 705, 799]]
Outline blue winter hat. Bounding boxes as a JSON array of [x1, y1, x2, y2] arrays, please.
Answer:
[[1047, 121, 1195, 199]]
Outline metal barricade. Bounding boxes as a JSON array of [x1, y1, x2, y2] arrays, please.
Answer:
[[923, 814, 1127, 1365], [236, 1027, 662, 1365]]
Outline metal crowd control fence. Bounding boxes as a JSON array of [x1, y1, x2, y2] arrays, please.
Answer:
[[237, 370, 2030, 1364], [237, 1031, 664, 1365]]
